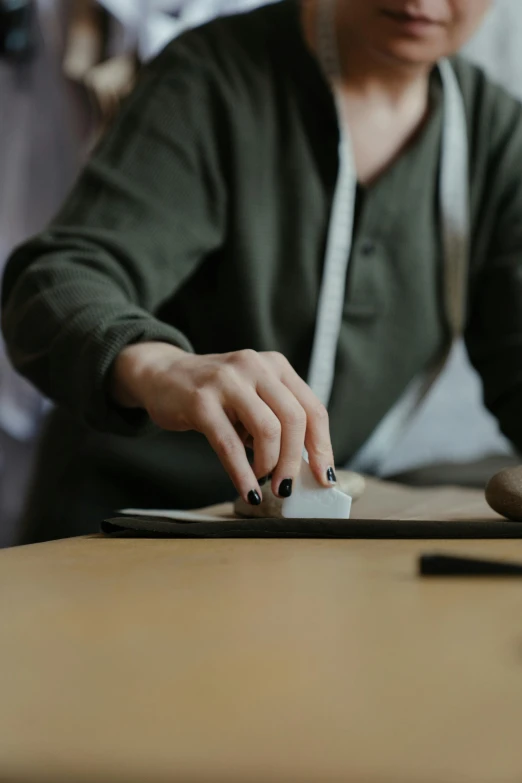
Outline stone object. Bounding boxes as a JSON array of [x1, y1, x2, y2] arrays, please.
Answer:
[[485, 466, 522, 521]]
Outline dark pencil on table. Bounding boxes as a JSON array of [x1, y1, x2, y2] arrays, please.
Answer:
[[419, 553, 522, 577]]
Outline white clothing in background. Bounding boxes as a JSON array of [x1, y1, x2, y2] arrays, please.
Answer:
[[97, 0, 281, 61], [464, 0, 522, 102]]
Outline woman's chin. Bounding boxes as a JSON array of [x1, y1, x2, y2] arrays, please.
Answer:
[[370, 37, 448, 67]]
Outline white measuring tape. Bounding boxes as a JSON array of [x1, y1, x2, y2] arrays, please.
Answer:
[[306, 0, 470, 474]]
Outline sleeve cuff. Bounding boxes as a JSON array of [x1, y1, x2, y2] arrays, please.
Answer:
[[89, 318, 194, 437]]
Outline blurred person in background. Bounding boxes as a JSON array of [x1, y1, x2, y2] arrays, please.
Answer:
[[0, 0, 88, 545], [4, 0, 522, 544]]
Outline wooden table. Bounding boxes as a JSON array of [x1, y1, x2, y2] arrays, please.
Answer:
[[2, 482, 522, 783]]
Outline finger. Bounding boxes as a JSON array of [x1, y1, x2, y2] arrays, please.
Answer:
[[265, 353, 336, 488], [285, 374, 336, 487], [228, 388, 282, 481], [256, 379, 307, 499], [194, 397, 262, 506], [234, 422, 255, 451], [234, 421, 249, 444]]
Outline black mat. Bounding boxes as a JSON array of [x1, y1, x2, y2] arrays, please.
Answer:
[[102, 515, 522, 539]]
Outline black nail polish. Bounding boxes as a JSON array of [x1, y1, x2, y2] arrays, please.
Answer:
[[248, 489, 262, 506], [327, 467, 337, 483], [278, 479, 293, 498], [258, 476, 268, 486]]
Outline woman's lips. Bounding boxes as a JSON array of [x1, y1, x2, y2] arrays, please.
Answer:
[[380, 9, 444, 37]]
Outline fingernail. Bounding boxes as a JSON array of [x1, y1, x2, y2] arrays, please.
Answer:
[[248, 489, 262, 506], [327, 467, 337, 483], [278, 479, 293, 498], [258, 476, 268, 486]]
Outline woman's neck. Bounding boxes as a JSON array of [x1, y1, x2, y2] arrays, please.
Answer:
[[300, 0, 434, 185], [301, 1, 431, 108]]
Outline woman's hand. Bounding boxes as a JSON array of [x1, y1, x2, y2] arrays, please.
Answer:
[[111, 342, 337, 505]]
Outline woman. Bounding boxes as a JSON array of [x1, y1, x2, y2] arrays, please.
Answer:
[[3, 0, 521, 543]]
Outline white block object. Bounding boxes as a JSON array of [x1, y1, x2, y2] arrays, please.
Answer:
[[282, 459, 352, 520]]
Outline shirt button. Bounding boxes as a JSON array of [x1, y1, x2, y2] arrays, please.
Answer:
[[360, 240, 377, 257]]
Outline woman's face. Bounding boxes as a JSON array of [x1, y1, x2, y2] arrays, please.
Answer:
[[338, 0, 493, 66]]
